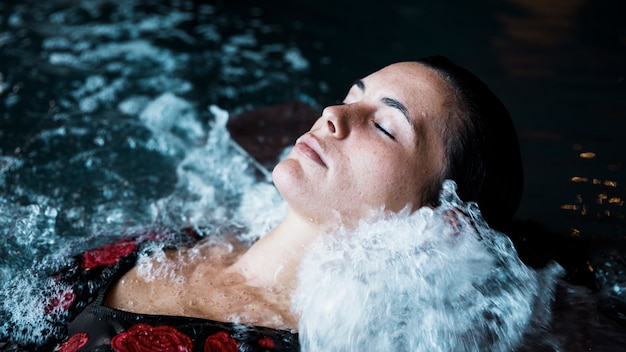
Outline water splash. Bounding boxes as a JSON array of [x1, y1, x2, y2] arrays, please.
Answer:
[[149, 104, 280, 236], [294, 180, 564, 351], [0, 0, 310, 346]]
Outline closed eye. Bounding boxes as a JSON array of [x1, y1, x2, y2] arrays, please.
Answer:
[[374, 122, 395, 140]]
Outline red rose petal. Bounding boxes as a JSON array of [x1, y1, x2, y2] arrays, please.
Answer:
[[204, 331, 238, 352], [258, 336, 275, 349], [58, 332, 89, 352], [81, 238, 136, 269], [111, 323, 193, 352]]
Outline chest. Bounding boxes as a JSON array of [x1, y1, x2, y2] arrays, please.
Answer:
[[104, 258, 298, 331]]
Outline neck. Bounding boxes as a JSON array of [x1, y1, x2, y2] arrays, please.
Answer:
[[228, 209, 321, 290]]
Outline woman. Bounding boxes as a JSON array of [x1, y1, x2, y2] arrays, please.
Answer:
[[9, 56, 527, 351]]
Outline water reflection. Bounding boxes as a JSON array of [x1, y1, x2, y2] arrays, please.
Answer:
[[561, 175, 625, 228], [486, 0, 626, 344], [492, 0, 625, 241], [493, 0, 587, 78]]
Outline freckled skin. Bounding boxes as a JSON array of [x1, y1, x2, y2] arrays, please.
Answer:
[[273, 62, 449, 228]]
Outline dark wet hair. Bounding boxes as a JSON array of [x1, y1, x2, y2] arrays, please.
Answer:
[[416, 55, 523, 230]]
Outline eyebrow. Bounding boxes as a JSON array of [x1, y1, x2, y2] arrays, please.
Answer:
[[353, 79, 416, 131]]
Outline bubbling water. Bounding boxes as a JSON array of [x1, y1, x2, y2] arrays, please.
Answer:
[[148, 104, 285, 238], [0, 102, 287, 345], [294, 180, 564, 351]]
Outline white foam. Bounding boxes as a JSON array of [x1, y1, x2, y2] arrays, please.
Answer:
[[118, 95, 151, 116], [284, 48, 309, 71], [294, 180, 563, 351], [0, 156, 23, 184], [139, 92, 204, 146], [235, 182, 286, 242], [136, 243, 188, 285], [148, 105, 275, 236]]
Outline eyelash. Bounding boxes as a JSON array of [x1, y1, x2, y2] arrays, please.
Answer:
[[374, 122, 395, 140]]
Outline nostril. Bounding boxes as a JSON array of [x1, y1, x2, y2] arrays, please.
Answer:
[[327, 119, 336, 133]]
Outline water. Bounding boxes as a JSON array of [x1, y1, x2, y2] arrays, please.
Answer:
[[0, 0, 309, 263], [0, 0, 300, 345], [295, 181, 562, 351], [1, 0, 625, 350]]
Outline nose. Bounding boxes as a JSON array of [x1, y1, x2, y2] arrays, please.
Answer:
[[320, 104, 360, 139]]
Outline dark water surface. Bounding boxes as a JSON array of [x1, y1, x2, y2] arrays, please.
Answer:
[[1, 0, 625, 349]]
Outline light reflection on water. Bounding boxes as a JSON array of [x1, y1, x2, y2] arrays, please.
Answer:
[[488, 0, 626, 241]]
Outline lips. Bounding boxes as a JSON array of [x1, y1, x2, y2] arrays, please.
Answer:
[[294, 133, 327, 167]]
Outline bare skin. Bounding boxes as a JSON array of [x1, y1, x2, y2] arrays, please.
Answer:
[[104, 234, 300, 330], [105, 62, 452, 331]]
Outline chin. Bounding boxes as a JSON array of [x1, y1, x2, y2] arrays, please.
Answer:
[[272, 158, 304, 200], [272, 158, 332, 224]]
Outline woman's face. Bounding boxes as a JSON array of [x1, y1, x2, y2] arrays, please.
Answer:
[[273, 62, 450, 228]]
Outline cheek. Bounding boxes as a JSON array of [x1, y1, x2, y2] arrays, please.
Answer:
[[354, 150, 421, 206], [383, 165, 420, 200]]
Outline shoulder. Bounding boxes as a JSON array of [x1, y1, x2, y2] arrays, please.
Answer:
[[44, 228, 203, 325]]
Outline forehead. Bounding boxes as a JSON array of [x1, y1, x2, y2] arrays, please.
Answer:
[[361, 62, 450, 106], [360, 63, 452, 124], [358, 62, 452, 129]]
